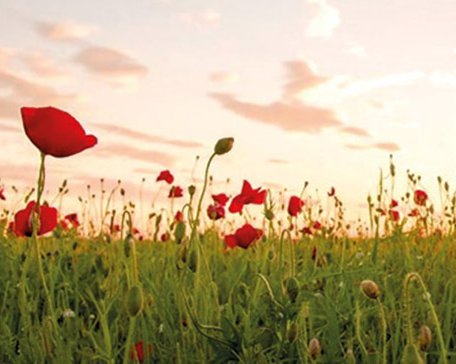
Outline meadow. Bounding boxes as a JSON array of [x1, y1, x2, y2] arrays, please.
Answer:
[[0, 106, 455, 363]]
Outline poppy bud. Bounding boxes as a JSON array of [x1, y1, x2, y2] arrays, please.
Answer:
[[189, 249, 198, 272], [418, 325, 432, 351], [401, 343, 424, 364], [214, 137, 234, 155], [288, 322, 298, 342], [126, 285, 144, 318], [360, 280, 380, 299], [284, 277, 300, 303], [174, 221, 186, 243], [309, 338, 321, 359], [265, 209, 275, 221], [188, 185, 196, 197]]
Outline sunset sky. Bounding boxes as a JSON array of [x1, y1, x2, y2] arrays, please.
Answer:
[[1, 0, 456, 220]]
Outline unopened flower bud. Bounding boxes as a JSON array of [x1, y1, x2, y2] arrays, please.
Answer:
[[401, 343, 424, 364], [214, 137, 234, 155], [360, 280, 380, 299], [309, 338, 321, 359], [418, 325, 432, 351], [188, 185, 196, 197], [126, 285, 144, 317]]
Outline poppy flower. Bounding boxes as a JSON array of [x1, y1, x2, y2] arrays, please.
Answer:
[[168, 186, 183, 198], [212, 193, 229, 207], [207, 204, 225, 220], [224, 223, 262, 249], [0, 188, 5, 201], [390, 199, 398, 208], [174, 210, 183, 222], [313, 221, 322, 230], [14, 201, 58, 237], [21, 106, 97, 158], [408, 208, 420, 217], [64, 213, 80, 228], [130, 341, 153, 363], [160, 232, 169, 242], [287, 196, 304, 217], [229, 180, 267, 214], [414, 190, 428, 206], [389, 209, 400, 222], [302, 227, 312, 235], [156, 170, 174, 184]]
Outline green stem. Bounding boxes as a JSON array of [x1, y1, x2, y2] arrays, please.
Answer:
[[377, 298, 387, 364], [192, 153, 216, 239], [32, 153, 56, 326], [122, 317, 136, 364], [404, 272, 448, 364]]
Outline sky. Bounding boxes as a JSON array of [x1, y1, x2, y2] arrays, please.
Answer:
[[1, 0, 456, 220]]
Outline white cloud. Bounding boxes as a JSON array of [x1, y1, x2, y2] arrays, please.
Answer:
[[347, 43, 367, 58], [209, 71, 239, 84], [306, 0, 341, 38]]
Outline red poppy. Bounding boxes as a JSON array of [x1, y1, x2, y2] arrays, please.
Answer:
[[313, 221, 322, 230], [160, 232, 169, 242], [174, 210, 183, 222], [0, 188, 5, 201], [168, 186, 183, 198], [65, 213, 80, 228], [229, 180, 267, 214], [224, 223, 262, 249], [389, 209, 400, 222], [111, 224, 121, 233], [130, 341, 153, 363], [156, 170, 174, 184], [212, 193, 229, 207], [207, 204, 225, 220], [287, 195, 304, 217], [414, 190, 428, 206], [390, 199, 398, 208], [21, 106, 97, 158], [408, 208, 420, 217], [302, 227, 312, 235], [14, 201, 58, 237]]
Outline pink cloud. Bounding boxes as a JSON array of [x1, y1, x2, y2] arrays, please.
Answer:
[[0, 122, 20, 133], [209, 71, 239, 84], [268, 158, 289, 164], [35, 21, 96, 41], [95, 143, 175, 166], [209, 92, 342, 133], [21, 51, 66, 78], [91, 123, 202, 148], [74, 46, 148, 84], [345, 142, 400, 152], [177, 9, 220, 27], [283, 61, 328, 98], [338, 126, 370, 137]]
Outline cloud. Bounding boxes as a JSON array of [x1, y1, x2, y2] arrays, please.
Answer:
[[209, 92, 342, 133], [429, 71, 456, 88], [177, 9, 220, 27], [209, 71, 239, 84], [306, 0, 341, 38], [0, 69, 78, 119], [338, 126, 370, 137], [345, 142, 400, 152], [21, 51, 66, 78], [0, 122, 20, 133], [95, 143, 175, 166], [0, 48, 15, 66], [347, 43, 367, 58], [74, 46, 148, 85], [283, 61, 328, 99], [91, 123, 203, 148], [35, 21, 97, 41]]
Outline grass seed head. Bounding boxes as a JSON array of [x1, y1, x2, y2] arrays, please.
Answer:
[[309, 338, 321, 359]]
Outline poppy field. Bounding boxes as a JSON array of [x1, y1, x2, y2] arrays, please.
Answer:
[[1, 107, 456, 364]]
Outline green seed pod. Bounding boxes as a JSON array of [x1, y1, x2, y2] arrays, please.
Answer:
[[284, 277, 300, 303], [401, 343, 424, 364], [188, 185, 196, 197], [309, 338, 321, 360], [174, 221, 186, 243], [265, 209, 275, 221], [214, 137, 234, 155], [360, 280, 380, 299], [126, 285, 144, 318], [418, 325, 432, 351], [189, 249, 198, 272], [288, 322, 298, 342]]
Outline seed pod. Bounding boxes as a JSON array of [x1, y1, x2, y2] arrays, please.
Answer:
[[214, 137, 234, 155], [360, 280, 380, 299], [188, 185, 196, 197], [309, 338, 321, 360], [401, 343, 424, 364], [265, 209, 274, 221], [284, 277, 300, 303], [126, 285, 144, 318], [288, 322, 298, 342], [189, 249, 198, 272], [418, 325, 432, 351]]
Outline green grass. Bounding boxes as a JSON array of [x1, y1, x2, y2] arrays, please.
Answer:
[[0, 229, 455, 363]]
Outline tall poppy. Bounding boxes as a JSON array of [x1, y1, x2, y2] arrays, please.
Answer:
[[414, 190, 428, 206], [21, 106, 97, 158], [169, 186, 183, 198], [207, 204, 225, 220], [156, 170, 174, 184], [14, 201, 58, 237], [229, 180, 267, 213], [287, 195, 304, 217]]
